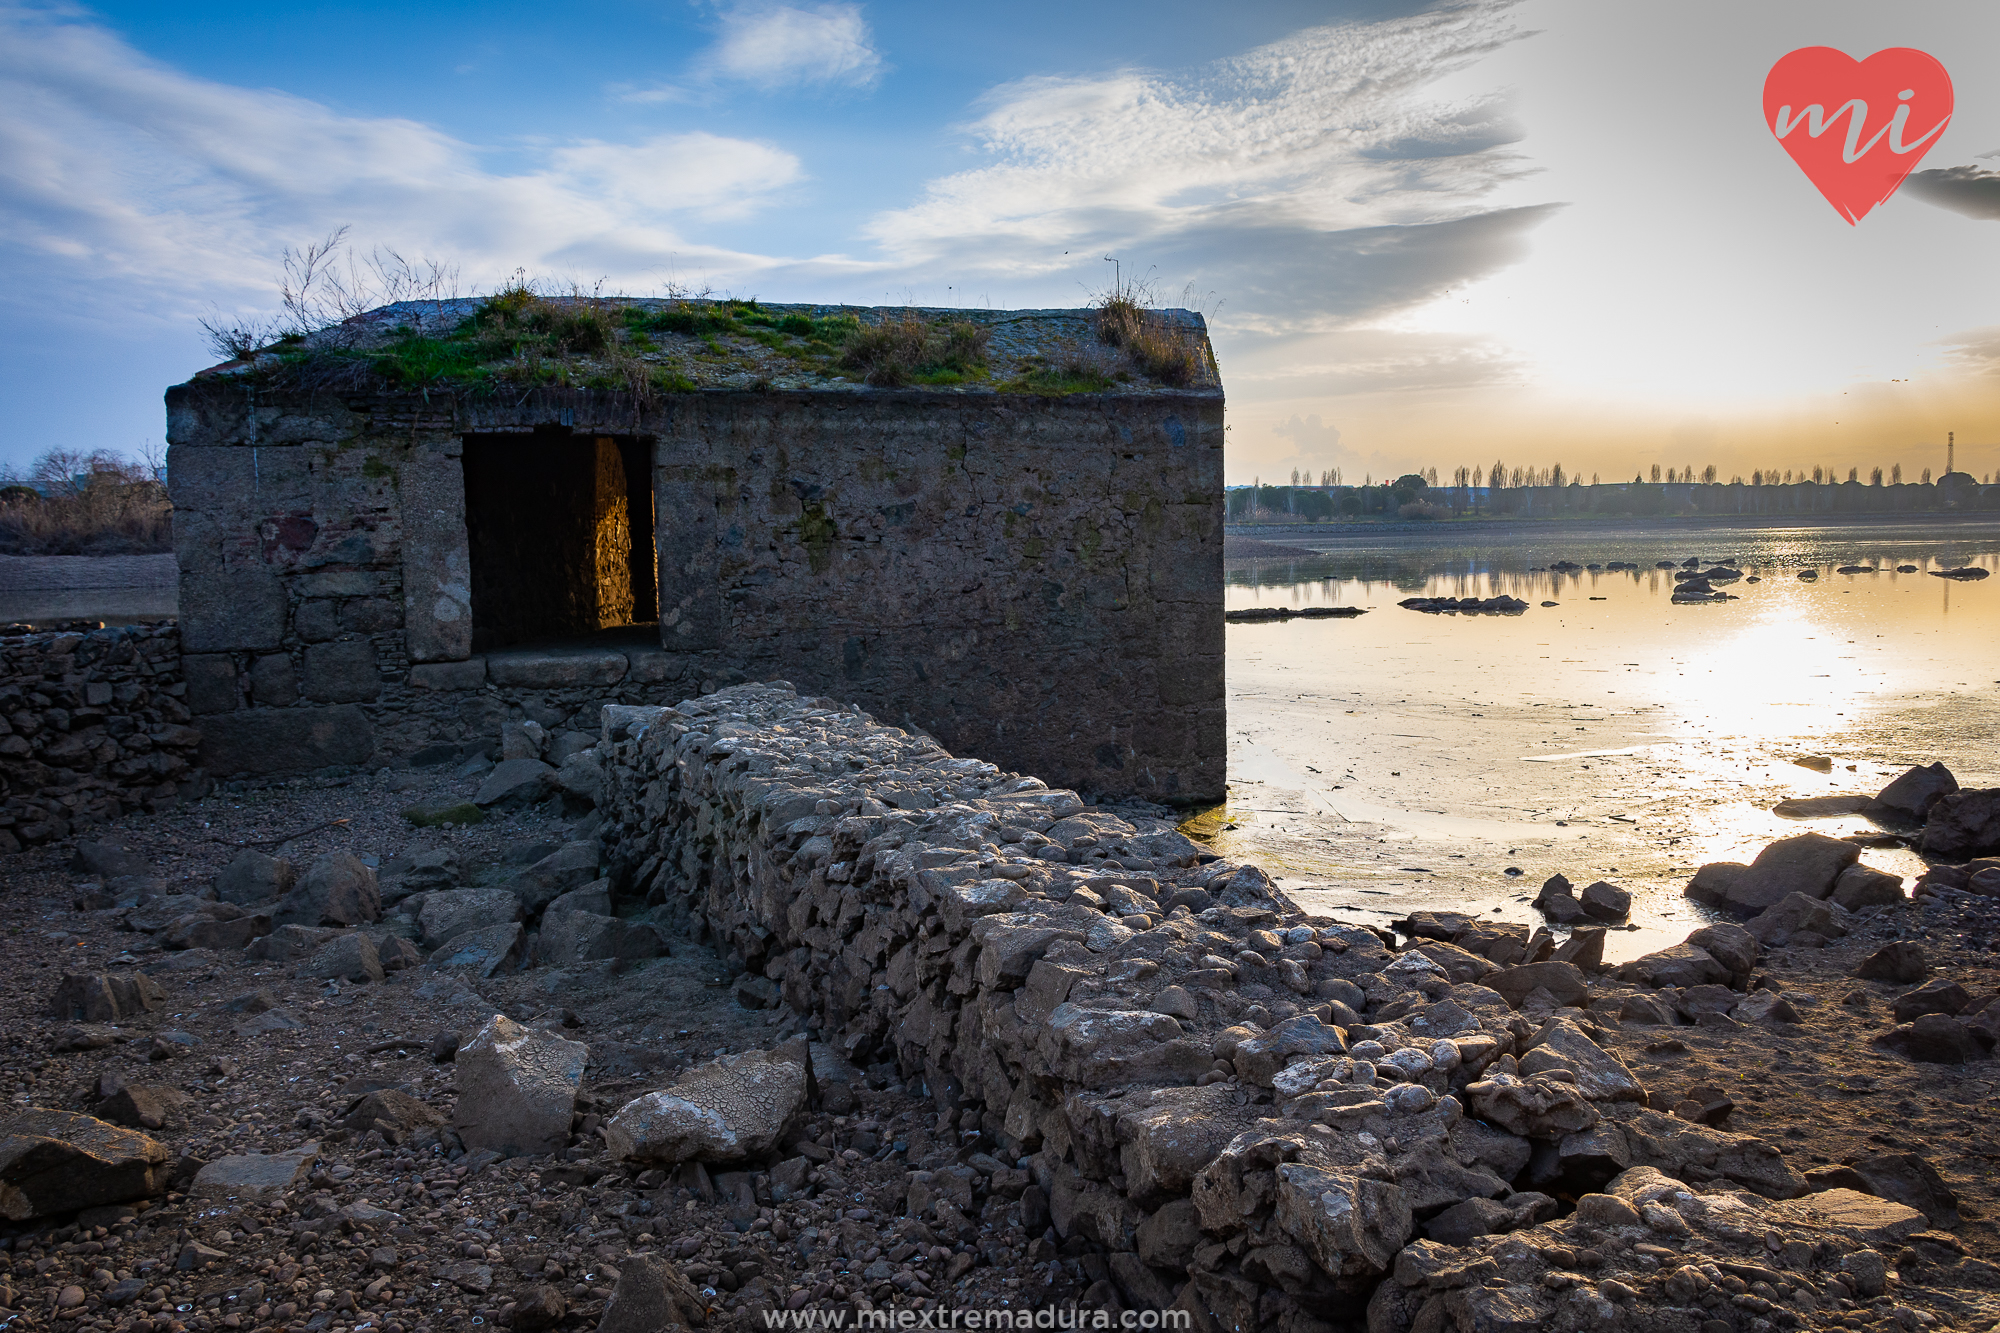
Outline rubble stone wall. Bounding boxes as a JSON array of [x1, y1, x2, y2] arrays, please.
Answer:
[[0, 622, 202, 852], [164, 382, 1225, 802], [599, 684, 1872, 1331]]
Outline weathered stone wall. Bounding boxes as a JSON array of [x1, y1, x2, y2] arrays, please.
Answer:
[[597, 684, 1846, 1329], [0, 622, 203, 851], [165, 382, 1224, 802]]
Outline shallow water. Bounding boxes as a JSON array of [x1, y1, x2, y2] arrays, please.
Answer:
[[1217, 517, 2000, 961]]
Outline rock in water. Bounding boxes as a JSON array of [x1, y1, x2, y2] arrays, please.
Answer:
[[451, 1015, 588, 1157], [1919, 788, 2000, 860], [597, 1254, 706, 1333], [0, 1110, 170, 1220], [606, 1042, 810, 1164], [1875, 762, 1958, 820], [1683, 832, 1859, 917], [1578, 880, 1630, 921]]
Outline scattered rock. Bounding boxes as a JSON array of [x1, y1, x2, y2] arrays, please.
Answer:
[[94, 1084, 193, 1131], [1874, 1014, 1984, 1064], [1619, 944, 1728, 990], [302, 931, 384, 984], [1684, 832, 1860, 917], [1919, 788, 2000, 860], [451, 1014, 589, 1158], [212, 849, 296, 906], [473, 757, 558, 809], [1578, 880, 1630, 922], [1855, 941, 1929, 984], [596, 1254, 706, 1333], [1831, 863, 1906, 911], [1876, 762, 1959, 820], [1745, 891, 1851, 946], [606, 1041, 810, 1164], [418, 888, 523, 948], [273, 852, 382, 927], [189, 1144, 318, 1199], [49, 972, 165, 1023], [0, 1110, 171, 1219]]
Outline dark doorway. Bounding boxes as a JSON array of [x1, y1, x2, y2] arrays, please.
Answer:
[[462, 431, 657, 652]]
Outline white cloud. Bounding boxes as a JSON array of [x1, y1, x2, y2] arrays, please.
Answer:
[[850, 2, 1547, 397], [709, 3, 884, 89], [0, 2, 802, 322]]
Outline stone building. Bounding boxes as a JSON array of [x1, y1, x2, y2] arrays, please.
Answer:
[[164, 298, 1225, 803]]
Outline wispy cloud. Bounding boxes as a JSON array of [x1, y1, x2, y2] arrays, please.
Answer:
[[712, 3, 884, 88], [621, 2, 885, 102], [0, 2, 801, 322], [856, 1, 1545, 394]]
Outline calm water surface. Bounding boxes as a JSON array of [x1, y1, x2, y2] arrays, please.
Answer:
[[1218, 518, 2000, 958]]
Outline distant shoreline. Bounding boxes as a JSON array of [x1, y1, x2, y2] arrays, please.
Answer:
[[1226, 511, 2000, 542]]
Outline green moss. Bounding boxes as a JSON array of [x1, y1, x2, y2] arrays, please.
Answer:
[[797, 501, 837, 574], [361, 455, 393, 480], [403, 801, 486, 828]]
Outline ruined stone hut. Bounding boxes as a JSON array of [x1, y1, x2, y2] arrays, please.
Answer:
[[164, 298, 1225, 803]]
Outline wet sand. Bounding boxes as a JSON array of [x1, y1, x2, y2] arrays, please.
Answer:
[[1213, 518, 2000, 962]]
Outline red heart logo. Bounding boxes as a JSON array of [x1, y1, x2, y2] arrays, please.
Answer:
[[1763, 47, 1953, 224]]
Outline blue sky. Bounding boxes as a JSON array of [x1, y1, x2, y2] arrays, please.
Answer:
[[4, 0, 1999, 485]]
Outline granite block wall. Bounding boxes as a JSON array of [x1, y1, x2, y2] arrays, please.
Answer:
[[163, 382, 1224, 802]]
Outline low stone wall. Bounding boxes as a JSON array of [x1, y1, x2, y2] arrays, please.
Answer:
[[598, 683, 1832, 1329], [0, 622, 202, 851]]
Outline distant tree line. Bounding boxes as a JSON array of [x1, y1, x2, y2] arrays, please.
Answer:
[[0, 447, 172, 555]]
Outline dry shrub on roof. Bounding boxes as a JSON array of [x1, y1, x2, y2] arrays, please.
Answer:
[[840, 312, 990, 387], [1092, 278, 1212, 387]]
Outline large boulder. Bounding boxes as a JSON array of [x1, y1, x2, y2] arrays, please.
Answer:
[[1831, 864, 1905, 911], [273, 853, 381, 927], [1846, 1152, 1959, 1226], [451, 1015, 589, 1158], [505, 842, 602, 915], [1578, 880, 1631, 922], [1618, 944, 1727, 990], [605, 1042, 810, 1165], [302, 932, 384, 984], [0, 1110, 170, 1220], [1744, 891, 1850, 946], [1485, 961, 1588, 1009], [94, 1085, 193, 1132], [1685, 923, 1756, 978], [212, 850, 295, 907], [418, 889, 522, 949], [1919, 789, 2000, 860], [1463, 1073, 1600, 1138], [425, 923, 525, 977], [1684, 833, 1859, 917], [1518, 1019, 1645, 1101], [1874, 1014, 1983, 1064], [473, 757, 557, 810], [1855, 941, 1928, 984], [535, 912, 665, 967], [1875, 762, 1957, 820]]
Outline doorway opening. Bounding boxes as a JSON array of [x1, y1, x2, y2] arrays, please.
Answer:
[[461, 431, 657, 652]]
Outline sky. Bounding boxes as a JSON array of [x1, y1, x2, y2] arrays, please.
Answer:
[[1, 0, 1996, 486]]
